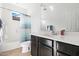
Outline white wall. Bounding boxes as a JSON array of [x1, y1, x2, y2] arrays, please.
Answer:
[[30, 4, 41, 33]]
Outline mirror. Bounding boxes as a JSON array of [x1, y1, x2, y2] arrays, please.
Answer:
[[41, 3, 79, 32]]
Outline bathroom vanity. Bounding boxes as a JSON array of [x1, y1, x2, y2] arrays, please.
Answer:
[[31, 32, 79, 56], [31, 35, 53, 56]]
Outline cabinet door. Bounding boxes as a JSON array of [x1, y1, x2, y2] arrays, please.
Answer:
[[31, 35, 38, 56], [39, 43, 52, 56], [56, 41, 79, 56]]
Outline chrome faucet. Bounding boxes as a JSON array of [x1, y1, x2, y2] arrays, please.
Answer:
[[47, 25, 57, 35]]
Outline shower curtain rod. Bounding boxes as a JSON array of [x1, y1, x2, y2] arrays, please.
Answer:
[[0, 7, 31, 17]]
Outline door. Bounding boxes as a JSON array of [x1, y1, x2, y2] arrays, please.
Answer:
[[56, 41, 79, 56]]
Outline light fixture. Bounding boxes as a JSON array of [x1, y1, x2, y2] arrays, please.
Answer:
[[49, 6, 54, 11], [41, 20, 46, 25]]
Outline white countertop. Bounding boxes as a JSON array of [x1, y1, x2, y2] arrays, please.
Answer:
[[31, 32, 79, 46]]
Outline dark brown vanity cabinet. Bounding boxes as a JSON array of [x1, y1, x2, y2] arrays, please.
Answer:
[[38, 37, 53, 56], [56, 41, 79, 56], [31, 35, 53, 56], [31, 35, 79, 56]]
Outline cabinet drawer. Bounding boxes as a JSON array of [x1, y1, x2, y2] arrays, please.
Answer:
[[39, 37, 53, 47], [57, 51, 69, 56], [56, 41, 79, 56]]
